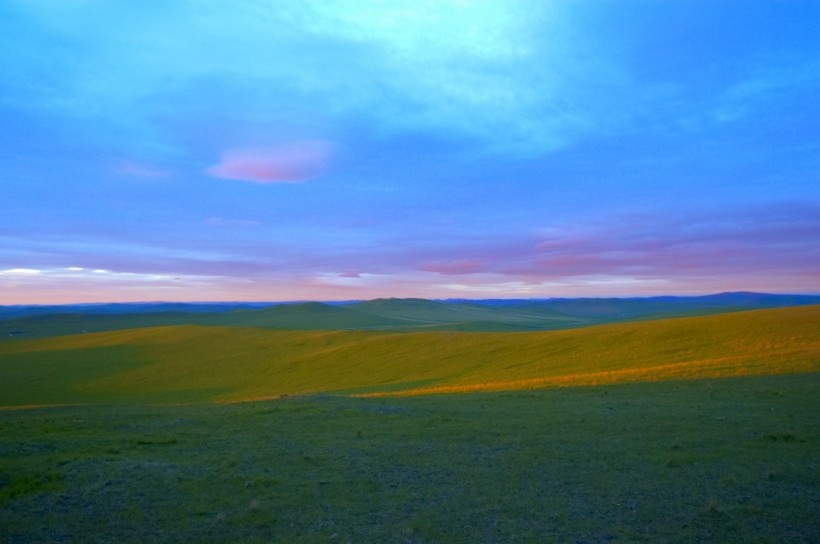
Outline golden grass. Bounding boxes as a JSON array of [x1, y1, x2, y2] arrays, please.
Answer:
[[0, 305, 817, 405], [355, 350, 817, 397], [0, 404, 73, 411]]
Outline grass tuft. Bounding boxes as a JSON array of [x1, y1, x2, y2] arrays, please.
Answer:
[[0, 472, 65, 503], [763, 433, 799, 442]]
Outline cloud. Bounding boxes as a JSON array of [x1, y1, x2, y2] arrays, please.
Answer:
[[206, 141, 333, 183], [117, 160, 169, 178], [0, 268, 41, 276], [4, 1, 598, 159], [371, 203, 820, 287], [2, 202, 817, 303], [713, 58, 820, 123], [525, 204, 820, 280], [204, 217, 260, 228], [420, 260, 484, 275]]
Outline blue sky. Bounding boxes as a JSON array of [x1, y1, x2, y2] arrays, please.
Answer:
[[1, 0, 818, 303]]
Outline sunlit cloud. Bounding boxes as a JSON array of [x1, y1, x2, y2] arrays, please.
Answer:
[[438, 280, 539, 295], [311, 272, 381, 288], [0, 268, 42, 277], [0, 266, 230, 304], [207, 141, 333, 184], [0, 267, 187, 283]]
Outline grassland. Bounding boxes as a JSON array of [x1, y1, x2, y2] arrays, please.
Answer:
[[1, 304, 818, 541], [0, 305, 817, 407], [2, 375, 818, 542]]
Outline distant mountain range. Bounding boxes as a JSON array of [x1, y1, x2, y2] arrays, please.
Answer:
[[2, 292, 819, 340]]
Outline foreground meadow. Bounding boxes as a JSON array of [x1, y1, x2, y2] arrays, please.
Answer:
[[2, 374, 818, 543]]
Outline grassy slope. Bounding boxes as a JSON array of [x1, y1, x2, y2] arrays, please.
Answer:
[[347, 298, 591, 329], [1, 305, 817, 407]]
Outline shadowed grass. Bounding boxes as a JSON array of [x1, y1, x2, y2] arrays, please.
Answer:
[[0, 374, 817, 542]]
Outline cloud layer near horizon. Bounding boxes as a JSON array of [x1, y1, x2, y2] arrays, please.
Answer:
[[2, 203, 817, 303]]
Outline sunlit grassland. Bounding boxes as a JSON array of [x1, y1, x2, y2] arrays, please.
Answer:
[[1, 375, 818, 542], [0, 306, 817, 407]]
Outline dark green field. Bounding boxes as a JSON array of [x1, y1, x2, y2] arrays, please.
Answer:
[[2, 375, 818, 542]]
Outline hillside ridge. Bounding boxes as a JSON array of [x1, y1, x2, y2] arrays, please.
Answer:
[[1, 305, 817, 407], [4, 292, 819, 340]]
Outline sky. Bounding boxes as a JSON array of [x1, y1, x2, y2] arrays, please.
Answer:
[[1, 0, 818, 304]]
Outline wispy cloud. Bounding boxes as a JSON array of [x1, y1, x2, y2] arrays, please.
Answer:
[[206, 141, 333, 183], [3, 202, 816, 301], [117, 160, 170, 178], [2, 1, 606, 158], [420, 260, 484, 275], [713, 57, 820, 123], [365, 204, 820, 288], [204, 217, 260, 229], [525, 204, 820, 280], [0, 268, 42, 277]]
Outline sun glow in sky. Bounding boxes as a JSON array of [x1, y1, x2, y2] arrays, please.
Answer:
[[1, 1, 818, 304]]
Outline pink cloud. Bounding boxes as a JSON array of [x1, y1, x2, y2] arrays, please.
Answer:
[[420, 259, 484, 275], [207, 141, 333, 183], [522, 204, 820, 280]]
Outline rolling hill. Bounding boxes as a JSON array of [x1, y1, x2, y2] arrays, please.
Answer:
[[0, 298, 590, 340], [3, 292, 819, 340], [1, 305, 817, 407]]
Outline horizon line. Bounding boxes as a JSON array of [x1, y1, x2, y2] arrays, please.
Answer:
[[3, 291, 820, 308]]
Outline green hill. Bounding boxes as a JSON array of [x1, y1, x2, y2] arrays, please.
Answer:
[[0, 299, 589, 340], [0, 302, 414, 340], [352, 298, 590, 328], [208, 302, 409, 330], [4, 293, 820, 340], [0, 312, 201, 340], [1, 305, 816, 407]]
